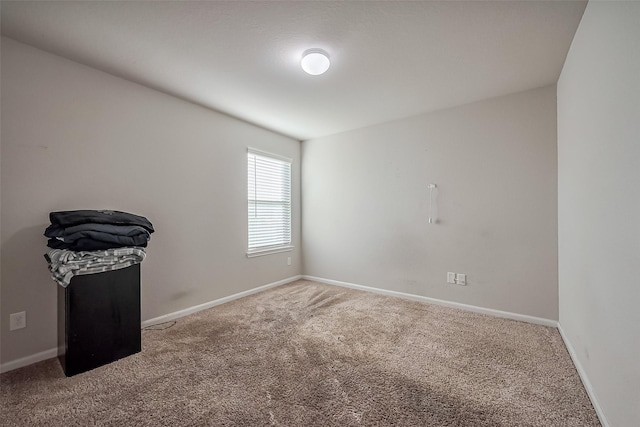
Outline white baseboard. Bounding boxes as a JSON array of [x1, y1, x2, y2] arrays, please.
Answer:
[[302, 275, 558, 327], [141, 275, 302, 328], [557, 324, 610, 427], [0, 347, 59, 374], [0, 275, 302, 374]]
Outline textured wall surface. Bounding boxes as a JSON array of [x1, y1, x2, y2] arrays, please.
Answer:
[[302, 86, 558, 320], [558, 2, 640, 426], [1, 38, 301, 364]]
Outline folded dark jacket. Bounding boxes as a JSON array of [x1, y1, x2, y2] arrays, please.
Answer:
[[49, 210, 154, 233], [55, 230, 149, 246], [45, 223, 150, 239], [47, 238, 148, 251]]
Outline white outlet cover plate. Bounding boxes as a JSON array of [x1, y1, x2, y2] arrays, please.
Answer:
[[447, 272, 456, 284], [9, 311, 26, 331]]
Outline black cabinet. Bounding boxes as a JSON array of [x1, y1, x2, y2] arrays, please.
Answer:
[[57, 264, 141, 376]]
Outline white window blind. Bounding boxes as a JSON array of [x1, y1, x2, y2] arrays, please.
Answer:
[[247, 149, 292, 256]]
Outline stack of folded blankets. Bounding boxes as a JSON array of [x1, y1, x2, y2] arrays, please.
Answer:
[[44, 209, 154, 287]]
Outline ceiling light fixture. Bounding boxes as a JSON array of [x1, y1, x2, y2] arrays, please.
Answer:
[[301, 48, 330, 75]]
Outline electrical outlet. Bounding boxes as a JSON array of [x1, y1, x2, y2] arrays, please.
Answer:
[[10, 311, 26, 331], [456, 273, 467, 286], [287, 257, 292, 266], [447, 272, 456, 284]]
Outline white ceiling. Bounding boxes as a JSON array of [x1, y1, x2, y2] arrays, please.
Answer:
[[1, 1, 586, 141]]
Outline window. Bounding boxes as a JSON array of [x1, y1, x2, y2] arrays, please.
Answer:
[[247, 148, 292, 257]]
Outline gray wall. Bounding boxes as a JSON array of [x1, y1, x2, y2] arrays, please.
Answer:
[[0, 38, 301, 364], [557, 2, 640, 426], [302, 86, 558, 320]]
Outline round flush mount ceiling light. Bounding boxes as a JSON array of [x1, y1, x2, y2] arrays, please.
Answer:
[[301, 48, 330, 75]]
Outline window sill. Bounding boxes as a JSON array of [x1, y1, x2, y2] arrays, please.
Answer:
[[246, 246, 294, 258]]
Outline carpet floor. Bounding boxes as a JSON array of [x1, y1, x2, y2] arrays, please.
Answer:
[[1, 279, 599, 426]]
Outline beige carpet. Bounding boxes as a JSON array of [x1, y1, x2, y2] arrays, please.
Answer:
[[1, 280, 599, 426]]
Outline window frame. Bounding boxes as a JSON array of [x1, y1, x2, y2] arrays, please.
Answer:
[[246, 147, 293, 258]]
